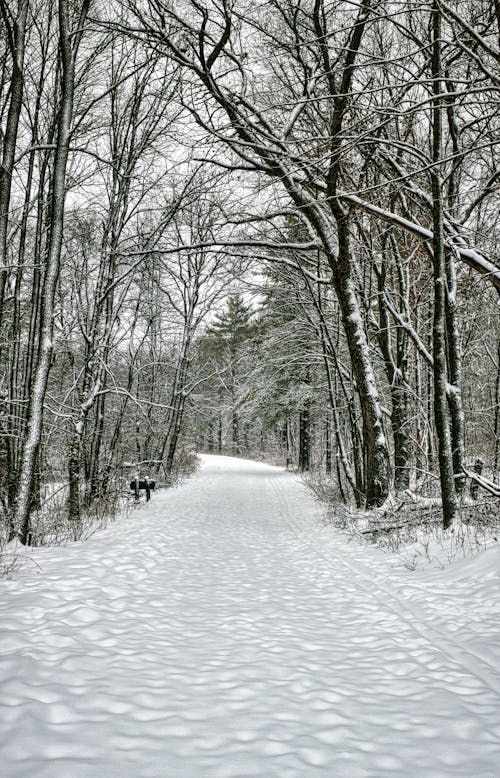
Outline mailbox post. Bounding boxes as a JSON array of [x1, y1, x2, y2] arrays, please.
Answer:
[[129, 476, 156, 501]]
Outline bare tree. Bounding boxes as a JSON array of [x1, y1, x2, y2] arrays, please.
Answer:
[[119, 0, 394, 504], [12, 0, 91, 543], [0, 0, 29, 337]]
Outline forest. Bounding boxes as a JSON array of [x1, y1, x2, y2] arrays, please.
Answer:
[[0, 0, 498, 547]]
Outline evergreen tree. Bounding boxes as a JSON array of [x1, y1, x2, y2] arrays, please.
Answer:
[[204, 295, 256, 455]]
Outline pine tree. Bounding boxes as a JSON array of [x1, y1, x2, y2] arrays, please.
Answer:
[[205, 295, 255, 455]]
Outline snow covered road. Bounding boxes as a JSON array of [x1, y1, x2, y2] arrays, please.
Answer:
[[1, 454, 500, 777]]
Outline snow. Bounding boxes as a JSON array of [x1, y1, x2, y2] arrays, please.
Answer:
[[341, 192, 500, 291], [1, 454, 500, 777]]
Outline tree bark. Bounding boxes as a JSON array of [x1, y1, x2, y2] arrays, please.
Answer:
[[330, 219, 390, 505], [494, 339, 500, 478], [431, 1, 456, 528], [298, 404, 311, 472], [444, 251, 465, 493], [0, 0, 29, 338], [12, 0, 90, 543], [67, 435, 81, 523], [158, 331, 192, 477], [325, 414, 332, 475], [376, 241, 411, 492]]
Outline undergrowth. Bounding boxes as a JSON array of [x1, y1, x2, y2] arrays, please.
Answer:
[[0, 449, 201, 577], [304, 471, 500, 570]]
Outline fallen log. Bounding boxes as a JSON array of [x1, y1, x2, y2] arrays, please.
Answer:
[[463, 468, 500, 499]]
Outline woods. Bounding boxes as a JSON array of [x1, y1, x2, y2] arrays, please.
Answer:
[[0, 0, 498, 546]]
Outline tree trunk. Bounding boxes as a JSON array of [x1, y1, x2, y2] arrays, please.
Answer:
[[325, 414, 332, 475], [12, 0, 90, 543], [298, 403, 310, 472], [376, 251, 411, 492], [494, 339, 500, 478], [207, 421, 215, 452], [392, 378, 411, 492], [67, 435, 81, 523], [217, 402, 223, 452], [444, 252, 465, 493], [158, 328, 193, 476], [431, 0, 456, 528], [0, 0, 29, 338], [231, 409, 240, 455], [331, 221, 390, 505]]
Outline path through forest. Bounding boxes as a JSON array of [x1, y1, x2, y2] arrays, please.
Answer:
[[1, 455, 500, 777]]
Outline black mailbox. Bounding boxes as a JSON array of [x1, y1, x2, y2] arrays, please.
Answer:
[[130, 479, 156, 501]]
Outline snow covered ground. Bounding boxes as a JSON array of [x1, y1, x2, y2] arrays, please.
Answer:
[[1, 454, 499, 777]]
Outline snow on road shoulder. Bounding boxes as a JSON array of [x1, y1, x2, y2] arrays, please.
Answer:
[[1, 454, 499, 777]]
